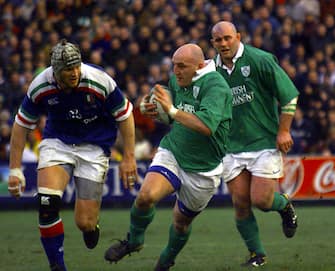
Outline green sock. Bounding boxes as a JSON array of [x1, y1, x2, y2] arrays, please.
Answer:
[[270, 192, 288, 211], [159, 224, 192, 265], [236, 212, 266, 255], [129, 203, 155, 245]]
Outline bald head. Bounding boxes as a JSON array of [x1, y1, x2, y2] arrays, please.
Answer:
[[172, 43, 205, 87], [173, 43, 205, 66], [211, 21, 237, 36]]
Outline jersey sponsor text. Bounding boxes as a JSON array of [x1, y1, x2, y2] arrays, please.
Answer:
[[231, 85, 254, 106]]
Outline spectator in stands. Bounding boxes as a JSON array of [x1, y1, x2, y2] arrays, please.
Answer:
[[231, 2, 249, 29], [1, 71, 25, 113], [126, 41, 148, 82], [22, 130, 39, 162], [275, 32, 294, 61], [251, 5, 280, 34], [323, 125, 335, 155], [89, 50, 107, 67], [326, 60, 335, 87], [134, 128, 154, 161], [0, 123, 11, 161], [310, 23, 332, 52], [148, 64, 163, 85], [323, 13, 335, 37], [145, 39, 165, 65], [7, 39, 137, 271], [290, 107, 318, 154]]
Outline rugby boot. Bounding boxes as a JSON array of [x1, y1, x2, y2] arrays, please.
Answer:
[[279, 193, 298, 238], [83, 224, 100, 249], [104, 233, 143, 263], [241, 252, 267, 267]]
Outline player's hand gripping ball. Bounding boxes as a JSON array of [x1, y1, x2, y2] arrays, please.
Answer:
[[149, 86, 173, 125]]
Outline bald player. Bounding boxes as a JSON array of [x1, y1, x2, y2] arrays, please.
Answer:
[[104, 43, 232, 271], [211, 21, 299, 267]]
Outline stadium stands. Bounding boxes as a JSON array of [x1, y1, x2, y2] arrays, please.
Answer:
[[0, 0, 335, 161]]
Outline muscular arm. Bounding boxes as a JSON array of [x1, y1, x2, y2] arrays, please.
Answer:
[[118, 112, 138, 189]]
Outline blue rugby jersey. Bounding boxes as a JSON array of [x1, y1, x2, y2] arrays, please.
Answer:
[[15, 63, 133, 156]]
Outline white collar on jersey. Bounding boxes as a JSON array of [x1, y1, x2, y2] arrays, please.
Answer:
[[192, 59, 216, 82], [215, 42, 245, 72]]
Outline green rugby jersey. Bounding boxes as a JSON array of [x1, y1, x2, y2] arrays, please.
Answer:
[[214, 44, 299, 153], [160, 61, 232, 172]]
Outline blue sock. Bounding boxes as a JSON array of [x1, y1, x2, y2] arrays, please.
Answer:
[[40, 234, 66, 270], [39, 218, 66, 270]]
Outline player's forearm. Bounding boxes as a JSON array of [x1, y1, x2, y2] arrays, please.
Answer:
[[9, 122, 30, 168], [278, 113, 294, 133], [173, 109, 211, 136], [118, 113, 136, 159]]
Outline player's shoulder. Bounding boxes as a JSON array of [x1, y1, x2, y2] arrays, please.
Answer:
[[198, 59, 226, 82], [81, 63, 109, 79], [244, 45, 276, 63], [202, 70, 230, 89], [27, 67, 55, 97], [30, 66, 53, 85], [81, 63, 117, 93], [205, 70, 226, 80]]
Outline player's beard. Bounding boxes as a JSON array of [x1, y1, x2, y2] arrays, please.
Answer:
[[64, 77, 80, 88], [56, 73, 80, 91]]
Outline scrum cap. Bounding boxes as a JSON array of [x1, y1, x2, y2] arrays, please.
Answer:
[[51, 39, 82, 74]]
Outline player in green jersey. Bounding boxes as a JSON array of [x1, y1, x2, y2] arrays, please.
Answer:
[[104, 43, 232, 270], [211, 21, 299, 267]]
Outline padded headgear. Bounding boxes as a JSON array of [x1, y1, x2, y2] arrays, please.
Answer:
[[50, 39, 81, 75]]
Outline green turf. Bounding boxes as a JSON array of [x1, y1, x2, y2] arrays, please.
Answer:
[[0, 206, 334, 271]]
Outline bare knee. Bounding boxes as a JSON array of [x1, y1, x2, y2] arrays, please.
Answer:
[[251, 194, 273, 210], [172, 206, 194, 234], [136, 189, 157, 209], [173, 219, 191, 234], [234, 204, 252, 219], [232, 194, 252, 219]]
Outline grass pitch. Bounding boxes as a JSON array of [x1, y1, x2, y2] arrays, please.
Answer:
[[0, 206, 334, 271]]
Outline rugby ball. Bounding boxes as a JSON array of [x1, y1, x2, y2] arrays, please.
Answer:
[[149, 85, 172, 125]]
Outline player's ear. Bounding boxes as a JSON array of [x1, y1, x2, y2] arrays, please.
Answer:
[[210, 37, 214, 44], [236, 32, 241, 41], [198, 62, 205, 69]]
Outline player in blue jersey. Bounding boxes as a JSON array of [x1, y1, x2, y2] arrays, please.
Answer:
[[7, 39, 138, 271], [211, 21, 299, 267]]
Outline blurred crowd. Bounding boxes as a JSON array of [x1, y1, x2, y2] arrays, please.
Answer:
[[0, 0, 334, 162]]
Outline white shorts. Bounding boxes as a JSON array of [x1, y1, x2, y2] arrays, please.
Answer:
[[149, 148, 222, 214], [38, 138, 109, 183], [222, 149, 283, 183]]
